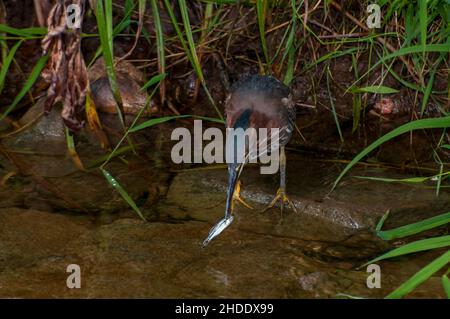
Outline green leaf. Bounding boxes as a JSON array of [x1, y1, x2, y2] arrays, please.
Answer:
[[377, 211, 450, 240], [150, 0, 165, 102], [332, 117, 450, 191], [0, 54, 48, 121], [326, 66, 344, 142], [129, 115, 224, 133], [141, 73, 166, 91], [0, 24, 46, 37], [362, 235, 450, 267], [176, 0, 223, 120], [256, 0, 270, 68], [101, 168, 146, 221], [375, 211, 390, 232], [419, 0, 427, 55], [94, 0, 125, 125], [386, 250, 450, 299], [421, 69, 435, 115], [353, 44, 450, 89], [352, 85, 399, 94], [0, 40, 22, 95], [443, 275, 450, 299]]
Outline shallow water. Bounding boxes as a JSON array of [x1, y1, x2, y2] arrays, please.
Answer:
[[0, 107, 448, 299]]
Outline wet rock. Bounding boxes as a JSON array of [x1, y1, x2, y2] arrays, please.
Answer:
[[0, 208, 445, 298], [161, 154, 450, 259], [0, 101, 168, 213], [89, 58, 156, 116]]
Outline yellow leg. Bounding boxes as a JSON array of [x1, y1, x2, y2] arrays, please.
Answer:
[[231, 180, 253, 211], [263, 187, 298, 214], [263, 147, 298, 214]]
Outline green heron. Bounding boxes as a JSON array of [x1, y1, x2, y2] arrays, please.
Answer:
[[203, 74, 297, 246]]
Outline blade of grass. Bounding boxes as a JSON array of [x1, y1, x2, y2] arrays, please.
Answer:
[[162, 0, 192, 62], [353, 174, 449, 184], [283, 0, 298, 85], [351, 86, 399, 94], [332, 116, 450, 191], [0, 24, 46, 37], [150, 0, 165, 104], [118, 0, 145, 60], [65, 127, 86, 171], [351, 53, 361, 132], [443, 274, 450, 298], [256, 0, 270, 70], [129, 114, 224, 133], [361, 235, 450, 267], [419, 0, 427, 57], [0, 54, 48, 121], [385, 250, 450, 299], [421, 67, 436, 115], [376, 211, 450, 241], [96, 63, 164, 221], [101, 168, 146, 221], [350, 44, 450, 91], [141, 73, 166, 91], [177, 0, 223, 120], [0, 40, 22, 95], [326, 65, 344, 142], [94, 0, 126, 129]]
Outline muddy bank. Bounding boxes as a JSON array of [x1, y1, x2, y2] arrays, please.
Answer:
[[1, 1, 448, 167]]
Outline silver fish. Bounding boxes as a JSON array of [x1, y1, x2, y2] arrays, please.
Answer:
[[202, 215, 234, 247]]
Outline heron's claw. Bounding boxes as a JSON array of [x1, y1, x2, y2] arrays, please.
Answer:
[[262, 188, 298, 214], [232, 180, 253, 210]]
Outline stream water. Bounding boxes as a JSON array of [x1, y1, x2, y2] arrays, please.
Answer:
[[0, 105, 448, 298]]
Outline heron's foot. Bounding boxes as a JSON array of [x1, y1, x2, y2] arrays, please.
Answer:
[[263, 188, 298, 214], [232, 180, 253, 210]]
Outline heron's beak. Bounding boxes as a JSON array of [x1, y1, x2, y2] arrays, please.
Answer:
[[202, 163, 240, 247]]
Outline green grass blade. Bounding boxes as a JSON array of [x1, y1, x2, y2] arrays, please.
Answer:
[[0, 40, 22, 95], [352, 86, 399, 94], [354, 44, 450, 89], [332, 117, 450, 191], [141, 73, 166, 91], [443, 275, 450, 298], [326, 65, 344, 142], [256, 0, 270, 69], [130, 115, 191, 133], [0, 24, 46, 37], [376, 210, 390, 232], [307, 47, 360, 69], [100, 75, 165, 168], [385, 250, 450, 299], [283, 0, 297, 85], [94, 0, 125, 125], [419, 0, 427, 56], [163, 0, 192, 62], [362, 235, 450, 267], [177, 0, 222, 120], [351, 53, 360, 133], [129, 114, 224, 133], [101, 168, 146, 221], [178, 0, 203, 83], [354, 175, 436, 184], [377, 211, 450, 241], [150, 0, 166, 103], [421, 69, 435, 115], [0, 54, 48, 121]]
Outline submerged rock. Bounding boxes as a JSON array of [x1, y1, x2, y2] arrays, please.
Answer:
[[161, 154, 450, 259], [0, 208, 445, 298]]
